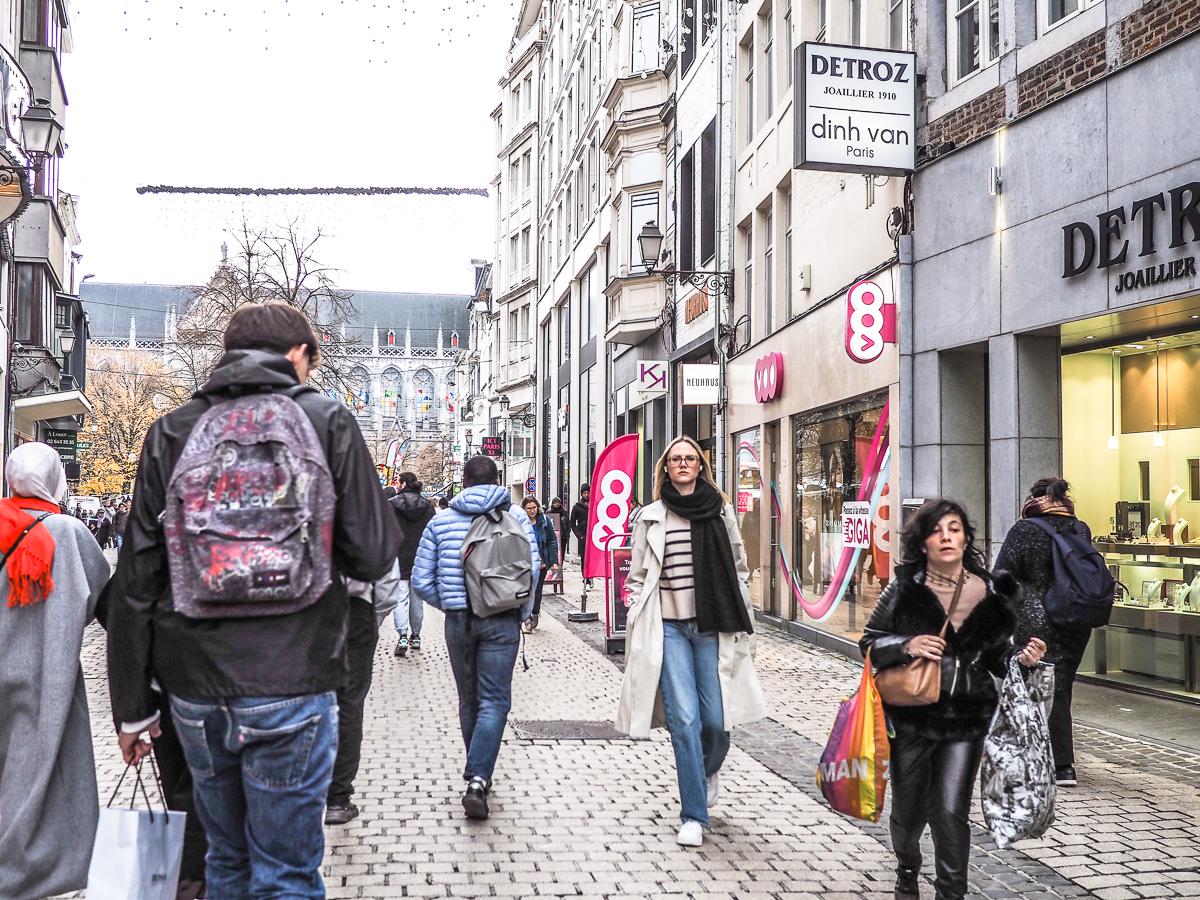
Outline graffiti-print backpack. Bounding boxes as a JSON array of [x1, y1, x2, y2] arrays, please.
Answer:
[[164, 389, 336, 619]]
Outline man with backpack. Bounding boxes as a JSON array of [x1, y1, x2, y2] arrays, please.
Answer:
[[411, 455, 539, 820], [389, 471, 434, 657], [106, 303, 400, 896]]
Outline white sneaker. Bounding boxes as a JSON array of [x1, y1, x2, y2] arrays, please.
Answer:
[[676, 820, 704, 847], [707, 773, 719, 807]]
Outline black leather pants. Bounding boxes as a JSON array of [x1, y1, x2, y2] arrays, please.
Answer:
[[889, 732, 985, 900]]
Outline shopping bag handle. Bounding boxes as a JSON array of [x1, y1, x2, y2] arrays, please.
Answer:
[[107, 756, 169, 820]]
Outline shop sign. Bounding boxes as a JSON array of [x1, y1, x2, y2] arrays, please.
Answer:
[[480, 436, 503, 457], [753, 352, 785, 403], [607, 545, 632, 638], [44, 427, 78, 462], [841, 501, 872, 549], [737, 490, 753, 513], [636, 360, 668, 401], [845, 279, 897, 364], [1062, 181, 1200, 294], [684, 288, 710, 324], [681, 364, 720, 405], [675, 285, 715, 348], [795, 42, 917, 176]]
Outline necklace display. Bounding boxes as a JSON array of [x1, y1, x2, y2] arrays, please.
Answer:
[[926, 567, 965, 589]]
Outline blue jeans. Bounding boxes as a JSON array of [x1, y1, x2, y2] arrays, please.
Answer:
[[391, 578, 424, 638], [169, 693, 338, 899], [660, 619, 730, 826], [443, 609, 521, 781]]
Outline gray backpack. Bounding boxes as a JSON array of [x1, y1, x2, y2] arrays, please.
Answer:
[[163, 389, 336, 619], [461, 507, 533, 617]]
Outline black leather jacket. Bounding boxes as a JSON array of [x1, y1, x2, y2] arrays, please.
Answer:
[[860, 566, 1019, 740], [105, 350, 400, 725]]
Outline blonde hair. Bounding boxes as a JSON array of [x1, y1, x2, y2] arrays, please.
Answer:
[[652, 436, 728, 502]]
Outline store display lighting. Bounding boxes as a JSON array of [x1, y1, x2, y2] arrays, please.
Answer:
[[1154, 341, 1165, 447], [1108, 349, 1120, 451]]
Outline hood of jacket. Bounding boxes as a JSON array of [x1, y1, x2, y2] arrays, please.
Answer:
[[450, 484, 512, 516], [390, 489, 431, 521], [198, 349, 304, 399]]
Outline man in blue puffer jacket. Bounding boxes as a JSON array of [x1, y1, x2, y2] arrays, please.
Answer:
[[411, 455, 539, 820]]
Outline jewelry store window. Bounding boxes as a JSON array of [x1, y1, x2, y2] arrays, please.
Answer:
[[1062, 335, 1200, 699], [791, 393, 892, 642]]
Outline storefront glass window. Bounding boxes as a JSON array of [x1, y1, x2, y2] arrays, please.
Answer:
[[733, 427, 764, 612], [1063, 340, 1200, 699], [792, 395, 891, 642]]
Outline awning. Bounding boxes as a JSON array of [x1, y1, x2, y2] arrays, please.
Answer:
[[13, 390, 92, 435]]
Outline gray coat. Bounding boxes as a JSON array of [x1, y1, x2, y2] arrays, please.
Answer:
[[0, 514, 109, 898]]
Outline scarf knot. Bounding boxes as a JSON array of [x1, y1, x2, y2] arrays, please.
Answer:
[[660, 480, 753, 635], [0, 497, 57, 608], [1022, 494, 1076, 519]]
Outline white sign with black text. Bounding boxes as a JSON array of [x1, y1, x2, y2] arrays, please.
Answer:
[[841, 501, 872, 550], [680, 364, 720, 406], [795, 42, 916, 176]]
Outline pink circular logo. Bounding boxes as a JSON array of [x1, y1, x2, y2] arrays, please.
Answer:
[[754, 352, 785, 403]]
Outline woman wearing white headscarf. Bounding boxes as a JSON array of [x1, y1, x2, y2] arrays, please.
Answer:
[[0, 442, 111, 898]]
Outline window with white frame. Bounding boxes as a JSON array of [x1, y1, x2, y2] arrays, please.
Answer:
[[743, 34, 755, 145], [742, 223, 754, 328], [629, 192, 659, 273], [762, 10, 774, 117], [631, 2, 660, 73], [763, 206, 775, 335], [850, 0, 862, 45], [1042, 0, 1100, 32], [784, 0, 794, 85], [784, 190, 794, 318], [816, 0, 828, 42], [949, 0, 1000, 84], [702, 0, 716, 43], [889, 0, 908, 50]]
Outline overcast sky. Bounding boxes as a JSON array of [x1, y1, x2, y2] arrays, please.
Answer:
[[62, 0, 516, 294]]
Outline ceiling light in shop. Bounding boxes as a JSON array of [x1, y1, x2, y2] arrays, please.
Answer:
[[1154, 432, 1166, 447], [1125, 344, 1146, 350], [1192, 315, 1200, 319], [1107, 434, 1120, 451]]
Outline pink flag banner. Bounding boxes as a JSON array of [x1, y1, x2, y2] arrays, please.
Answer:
[[583, 433, 640, 580]]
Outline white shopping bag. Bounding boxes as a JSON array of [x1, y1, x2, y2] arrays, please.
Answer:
[[86, 762, 186, 900]]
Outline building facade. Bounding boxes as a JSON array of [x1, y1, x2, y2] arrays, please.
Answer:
[[906, 0, 1200, 699]]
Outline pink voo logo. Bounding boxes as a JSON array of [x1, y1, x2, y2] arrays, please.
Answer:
[[754, 352, 784, 403]]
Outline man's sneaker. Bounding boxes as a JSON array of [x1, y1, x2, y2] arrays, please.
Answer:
[[394, 636, 408, 658], [676, 820, 704, 846], [462, 776, 490, 820], [410, 635, 421, 651], [324, 802, 359, 825], [706, 773, 719, 807], [1055, 766, 1078, 787], [894, 865, 920, 899]]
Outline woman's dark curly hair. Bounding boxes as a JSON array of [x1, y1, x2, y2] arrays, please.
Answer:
[[898, 498, 989, 577]]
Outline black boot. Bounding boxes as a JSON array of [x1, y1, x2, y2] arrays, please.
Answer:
[[895, 865, 920, 899]]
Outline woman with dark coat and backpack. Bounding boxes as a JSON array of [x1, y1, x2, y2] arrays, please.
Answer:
[[995, 477, 1094, 788], [860, 499, 1045, 900], [521, 496, 559, 633]]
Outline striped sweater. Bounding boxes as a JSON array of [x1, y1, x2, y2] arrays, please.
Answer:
[[660, 510, 696, 620]]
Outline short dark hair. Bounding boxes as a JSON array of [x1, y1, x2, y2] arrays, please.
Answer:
[[438, 496, 450, 508], [463, 455, 499, 487], [899, 498, 988, 576], [580, 483, 590, 493], [224, 303, 321, 364]]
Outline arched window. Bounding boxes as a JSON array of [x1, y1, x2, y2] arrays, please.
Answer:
[[348, 365, 372, 431], [413, 368, 438, 432], [381, 367, 403, 429]]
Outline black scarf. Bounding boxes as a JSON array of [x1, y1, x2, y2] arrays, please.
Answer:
[[660, 479, 754, 635]]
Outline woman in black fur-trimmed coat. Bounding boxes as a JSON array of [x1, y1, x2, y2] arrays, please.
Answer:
[[860, 499, 1045, 900]]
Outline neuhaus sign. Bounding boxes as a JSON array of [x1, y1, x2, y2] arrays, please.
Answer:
[[795, 42, 916, 176], [1062, 181, 1200, 294]]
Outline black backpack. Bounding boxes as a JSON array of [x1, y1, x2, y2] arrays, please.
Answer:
[[1026, 517, 1115, 629]]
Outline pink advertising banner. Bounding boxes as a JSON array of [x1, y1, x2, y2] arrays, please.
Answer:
[[582, 433, 640, 580]]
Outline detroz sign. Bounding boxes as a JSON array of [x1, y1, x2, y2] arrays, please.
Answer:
[[1062, 182, 1200, 292]]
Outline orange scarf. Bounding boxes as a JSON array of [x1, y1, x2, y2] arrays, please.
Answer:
[[0, 497, 57, 607]]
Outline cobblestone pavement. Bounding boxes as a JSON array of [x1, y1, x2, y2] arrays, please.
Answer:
[[70, 567, 1200, 899]]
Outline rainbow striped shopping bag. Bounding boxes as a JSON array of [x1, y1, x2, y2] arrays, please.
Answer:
[[816, 655, 891, 822]]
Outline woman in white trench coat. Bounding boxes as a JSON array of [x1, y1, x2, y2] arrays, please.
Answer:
[[615, 436, 767, 846]]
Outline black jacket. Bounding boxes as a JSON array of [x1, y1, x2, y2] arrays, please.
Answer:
[[390, 488, 434, 579], [569, 499, 589, 541], [106, 350, 400, 725], [859, 566, 1018, 741]]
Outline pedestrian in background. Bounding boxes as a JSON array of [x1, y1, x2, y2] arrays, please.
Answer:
[[411, 455, 539, 820], [616, 436, 766, 847], [570, 484, 590, 567], [389, 471, 434, 657], [521, 495, 558, 633], [0, 443, 110, 898], [112, 501, 129, 551], [860, 499, 1045, 900], [549, 497, 568, 563], [107, 304, 398, 897], [995, 477, 1093, 787]]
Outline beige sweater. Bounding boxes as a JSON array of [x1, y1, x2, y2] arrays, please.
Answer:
[[927, 571, 987, 631]]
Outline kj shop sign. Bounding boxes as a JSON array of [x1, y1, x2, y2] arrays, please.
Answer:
[[795, 42, 917, 176]]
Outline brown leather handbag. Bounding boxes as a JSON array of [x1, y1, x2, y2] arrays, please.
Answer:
[[874, 573, 964, 707]]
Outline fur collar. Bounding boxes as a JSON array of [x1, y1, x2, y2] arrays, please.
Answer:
[[890, 567, 1018, 652]]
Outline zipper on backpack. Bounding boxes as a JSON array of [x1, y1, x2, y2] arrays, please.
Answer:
[[301, 522, 310, 543]]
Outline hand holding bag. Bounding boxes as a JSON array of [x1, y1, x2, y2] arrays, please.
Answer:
[[816, 654, 891, 822], [86, 756, 186, 900], [875, 573, 964, 707]]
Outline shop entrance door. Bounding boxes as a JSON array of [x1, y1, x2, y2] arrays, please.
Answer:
[[765, 422, 781, 618]]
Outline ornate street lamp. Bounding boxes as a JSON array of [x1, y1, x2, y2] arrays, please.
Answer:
[[638, 221, 664, 273], [20, 100, 61, 172]]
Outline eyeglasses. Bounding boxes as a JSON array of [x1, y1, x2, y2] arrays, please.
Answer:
[[668, 455, 700, 466]]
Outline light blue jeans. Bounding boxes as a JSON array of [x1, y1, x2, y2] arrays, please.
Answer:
[[169, 692, 337, 899], [659, 619, 730, 826], [391, 578, 424, 638]]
